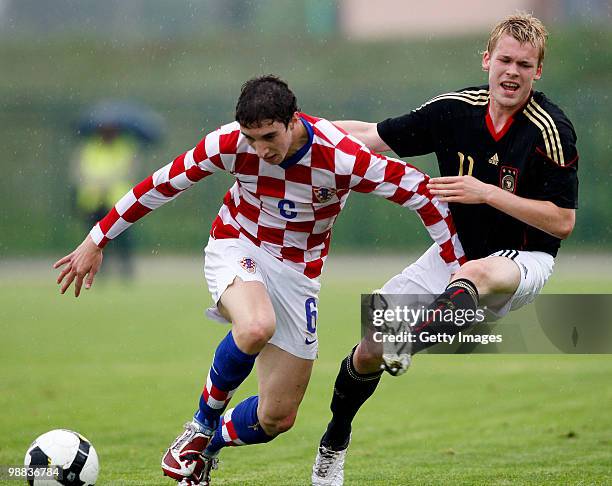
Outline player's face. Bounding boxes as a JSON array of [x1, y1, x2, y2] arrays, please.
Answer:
[[240, 118, 297, 165], [482, 33, 542, 112]]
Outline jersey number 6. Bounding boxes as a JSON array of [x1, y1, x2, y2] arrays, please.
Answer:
[[305, 297, 317, 333]]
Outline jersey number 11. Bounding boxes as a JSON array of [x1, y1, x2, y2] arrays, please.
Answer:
[[458, 152, 474, 176]]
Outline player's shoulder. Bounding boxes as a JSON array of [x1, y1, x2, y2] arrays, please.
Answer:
[[525, 91, 576, 136], [416, 85, 490, 113], [218, 120, 241, 133], [302, 112, 367, 154], [204, 120, 242, 148], [523, 91, 578, 166], [193, 121, 242, 171], [301, 112, 371, 178]]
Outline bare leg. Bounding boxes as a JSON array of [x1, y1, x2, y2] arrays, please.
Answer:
[[256, 343, 313, 436]]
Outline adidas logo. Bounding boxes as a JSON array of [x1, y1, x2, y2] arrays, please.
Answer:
[[488, 153, 499, 166]]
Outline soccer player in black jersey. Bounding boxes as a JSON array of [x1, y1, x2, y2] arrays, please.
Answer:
[[312, 13, 578, 485]]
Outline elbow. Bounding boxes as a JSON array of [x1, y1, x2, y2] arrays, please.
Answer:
[[554, 216, 575, 240], [550, 208, 575, 240], [556, 222, 574, 240]]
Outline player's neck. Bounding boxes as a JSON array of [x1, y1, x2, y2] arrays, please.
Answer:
[[488, 100, 516, 132], [285, 119, 308, 160], [487, 95, 528, 132]]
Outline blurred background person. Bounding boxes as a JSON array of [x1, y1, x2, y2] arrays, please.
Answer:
[[71, 100, 164, 280]]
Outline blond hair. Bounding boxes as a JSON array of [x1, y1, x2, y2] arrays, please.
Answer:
[[487, 12, 549, 66]]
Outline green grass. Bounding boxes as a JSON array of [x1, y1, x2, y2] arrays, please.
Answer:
[[1, 270, 611, 485]]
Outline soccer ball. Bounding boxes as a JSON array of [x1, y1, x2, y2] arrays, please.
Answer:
[[24, 429, 99, 485]]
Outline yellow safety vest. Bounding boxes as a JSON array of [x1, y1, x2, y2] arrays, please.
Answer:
[[75, 136, 137, 212]]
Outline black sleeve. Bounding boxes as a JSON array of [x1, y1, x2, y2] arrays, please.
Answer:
[[377, 98, 447, 157], [531, 116, 579, 209]]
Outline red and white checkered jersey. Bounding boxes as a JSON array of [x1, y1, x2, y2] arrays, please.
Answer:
[[89, 113, 465, 278]]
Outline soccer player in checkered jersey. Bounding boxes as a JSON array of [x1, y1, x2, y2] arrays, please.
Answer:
[[54, 75, 465, 485], [312, 13, 578, 486]]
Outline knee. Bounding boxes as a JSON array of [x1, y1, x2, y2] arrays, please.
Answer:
[[246, 317, 276, 347], [454, 259, 489, 291], [454, 257, 520, 295], [258, 409, 297, 436], [234, 315, 276, 351], [354, 342, 383, 373]]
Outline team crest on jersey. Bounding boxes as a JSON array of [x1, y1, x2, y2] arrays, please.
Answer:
[[500, 166, 519, 193], [239, 257, 257, 274], [313, 187, 336, 203]]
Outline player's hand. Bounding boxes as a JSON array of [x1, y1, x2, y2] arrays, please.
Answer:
[[53, 236, 103, 297], [427, 176, 494, 204]]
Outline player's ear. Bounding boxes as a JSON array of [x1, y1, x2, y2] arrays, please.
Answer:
[[534, 63, 543, 80], [482, 51, 490, 72], [288, 112, 300, 130]]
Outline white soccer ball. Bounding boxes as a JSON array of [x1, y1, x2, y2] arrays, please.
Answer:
[[24, 429, 99, 485]]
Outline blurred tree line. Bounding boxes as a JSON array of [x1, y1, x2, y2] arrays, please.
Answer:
[[0, 27, 610, 256]]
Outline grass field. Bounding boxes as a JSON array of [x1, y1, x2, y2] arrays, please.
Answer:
[[1, 257, 611, 485]]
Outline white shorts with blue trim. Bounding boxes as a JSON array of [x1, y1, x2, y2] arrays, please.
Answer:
[[380, 244, 554, 318], [203, 237, 321, 360]]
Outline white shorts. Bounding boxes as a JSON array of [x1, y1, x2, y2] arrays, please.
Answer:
[[380, 244, 554, 318], [203, 237, 321, 360]]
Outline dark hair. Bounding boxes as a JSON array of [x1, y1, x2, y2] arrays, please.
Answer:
[[235, 75, 299, 128]]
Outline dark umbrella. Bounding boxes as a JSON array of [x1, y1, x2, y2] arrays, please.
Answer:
[[76, 100, 165, 144]]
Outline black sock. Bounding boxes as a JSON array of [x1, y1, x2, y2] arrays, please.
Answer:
[[322, 347, 383, 450], [411, 278, 480, 353]]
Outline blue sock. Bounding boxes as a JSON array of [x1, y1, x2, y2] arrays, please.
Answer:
[[205, 396, 273, 455], [194, 332, 257, 432]]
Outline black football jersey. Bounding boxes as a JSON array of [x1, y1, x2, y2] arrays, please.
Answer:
[[377, 85, 578, 260]]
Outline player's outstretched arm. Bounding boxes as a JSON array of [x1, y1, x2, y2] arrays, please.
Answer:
[[86, 126, 234, 249], [53, 126, 235, 297], [54, 235, 103, 297]]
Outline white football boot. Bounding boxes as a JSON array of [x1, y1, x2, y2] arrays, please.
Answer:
[[311, 440, 349, 486]]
